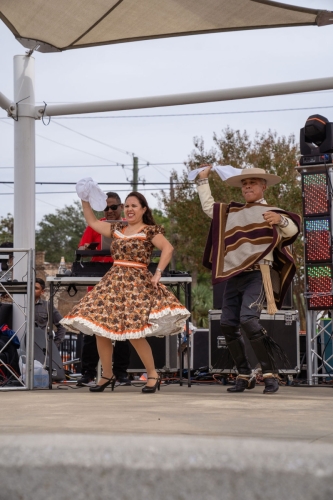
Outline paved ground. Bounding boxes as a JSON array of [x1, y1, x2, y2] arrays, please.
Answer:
[[2, 382, 333, 443]]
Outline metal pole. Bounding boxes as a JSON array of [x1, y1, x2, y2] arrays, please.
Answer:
[[26, 249, 35, 389], [306, 311, 317, 385], [0, 91, 13, 113], [35, 76, 333, 118], [177, 283, 183, 386], [13, 55, 36, 341], [186, 280, 192, 388], [133, 156, 139, 191], [306, 308, 314, 385], [48, 282, 54, 389], [312, 311, 319, 385]]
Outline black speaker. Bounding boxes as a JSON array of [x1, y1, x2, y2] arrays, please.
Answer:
[[127, 335, 178, 372], [191, 329, 209, 369], [209, 310, 300, 373]]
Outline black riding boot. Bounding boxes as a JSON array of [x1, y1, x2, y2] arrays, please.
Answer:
[[242, 318, 288, 394], [227, 373, 256, 393], [263, 374, 279, 394], [222, 326, 256, 393]]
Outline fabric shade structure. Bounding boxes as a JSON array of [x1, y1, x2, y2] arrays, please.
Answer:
[[0, 0, 332, 53]]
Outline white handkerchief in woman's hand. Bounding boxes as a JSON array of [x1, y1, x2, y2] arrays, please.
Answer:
[[76, 177, 107, 211]]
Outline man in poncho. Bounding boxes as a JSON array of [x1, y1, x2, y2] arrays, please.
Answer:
[[196, 166, 301, 394]]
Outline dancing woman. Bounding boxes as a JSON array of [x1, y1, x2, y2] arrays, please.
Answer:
[[61, 191, 190, 393]]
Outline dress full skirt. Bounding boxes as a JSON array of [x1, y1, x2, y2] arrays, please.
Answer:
[[61, 223, 190, 340]]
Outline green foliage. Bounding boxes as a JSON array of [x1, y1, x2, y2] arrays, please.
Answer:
[[152, 208, 170, 237], [0, 214, 14, 245], [158, 127, 304, 326], [191, 284, 213, 328], [36, 200, 87, 263]]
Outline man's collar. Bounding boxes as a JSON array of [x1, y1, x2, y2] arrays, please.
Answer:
[[255, 198, 267, 204]]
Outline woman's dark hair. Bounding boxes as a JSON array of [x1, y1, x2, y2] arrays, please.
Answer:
[[125, 192, 156, 226], [35, 277, 46, 290]]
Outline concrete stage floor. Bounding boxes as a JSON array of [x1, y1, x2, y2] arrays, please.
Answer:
[[2, 383, 333, 499], [1, 383, 333, 443]]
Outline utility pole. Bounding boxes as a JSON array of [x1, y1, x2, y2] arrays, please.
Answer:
[[132, 156, 139, 191]]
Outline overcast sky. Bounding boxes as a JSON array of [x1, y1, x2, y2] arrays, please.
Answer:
[[0, 0, 333, 224]]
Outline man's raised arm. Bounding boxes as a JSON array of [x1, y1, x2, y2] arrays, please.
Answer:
[[196, 164, 215, 219]]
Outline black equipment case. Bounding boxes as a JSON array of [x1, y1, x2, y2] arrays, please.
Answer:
[[209, 309, 300, 375], [127, 335, 178, 372]]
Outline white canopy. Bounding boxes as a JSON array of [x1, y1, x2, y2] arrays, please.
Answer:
[[0, 0, 331, 53]]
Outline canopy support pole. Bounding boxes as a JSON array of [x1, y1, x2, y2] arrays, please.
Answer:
[[35, 76, 333, 118], [13, 55, 36, 341]]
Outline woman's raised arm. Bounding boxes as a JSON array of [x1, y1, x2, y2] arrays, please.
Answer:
[[81, 200, 114, 237]]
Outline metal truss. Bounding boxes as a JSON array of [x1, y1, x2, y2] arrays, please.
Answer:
[[306, 310, 333, 384], [0, 248, 34, 390]]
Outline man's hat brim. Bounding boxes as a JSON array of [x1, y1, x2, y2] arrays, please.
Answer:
[[225, 171, 281, 188]]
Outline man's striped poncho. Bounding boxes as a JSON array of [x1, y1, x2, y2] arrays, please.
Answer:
[[203, 201, 301, 309]]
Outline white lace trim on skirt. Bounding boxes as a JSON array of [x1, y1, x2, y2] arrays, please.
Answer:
[[60, 306, 190, 341]]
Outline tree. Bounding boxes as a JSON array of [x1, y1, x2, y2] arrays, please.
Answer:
[[0, 214, 14, 245], [191, 284, 213, 327], [36, 201, 87, 263], [159, 128, 304, 325], [152, 208, 170, 237]]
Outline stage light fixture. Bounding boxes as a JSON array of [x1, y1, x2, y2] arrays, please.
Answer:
[[306, 264, 333, 310], [304, 114, 328, 146], [302, 172, 329, 216], [300, 114, 333, 156], [304, 217, 331, 263]]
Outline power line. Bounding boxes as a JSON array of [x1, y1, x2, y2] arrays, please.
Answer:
[[0, 162, 185, 170], [0, 180, 62, 208], [151, 165, 169, 180], [0, 181, 180, 185], [0, 117, 161, 174], [0, 188, 170, 195], [53, 121, 151, 164], [52, 121, 150, 163], [0, 118, 125, 166], [36, 133, 124, 165]]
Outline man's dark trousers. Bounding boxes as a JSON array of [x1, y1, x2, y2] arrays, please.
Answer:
[[220, 270, 276, 375]]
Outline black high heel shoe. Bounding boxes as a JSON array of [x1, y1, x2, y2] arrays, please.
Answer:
[[142, 376, 161, 394], [89, 376, 116, 393]]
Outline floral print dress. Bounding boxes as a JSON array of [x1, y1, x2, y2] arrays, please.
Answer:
[[61, 223, 190, 340]]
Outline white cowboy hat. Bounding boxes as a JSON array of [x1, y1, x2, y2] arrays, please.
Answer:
[[225, 167, 281, 187]]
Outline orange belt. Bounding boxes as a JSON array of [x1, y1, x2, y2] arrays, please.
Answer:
[[113, 260, 147, 269]]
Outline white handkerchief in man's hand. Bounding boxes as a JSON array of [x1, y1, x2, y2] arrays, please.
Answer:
[[188, 165, 242, 182], [188, 167, 207, 181], [213, 165, 242, 181], [76, 177, 107, 211]]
